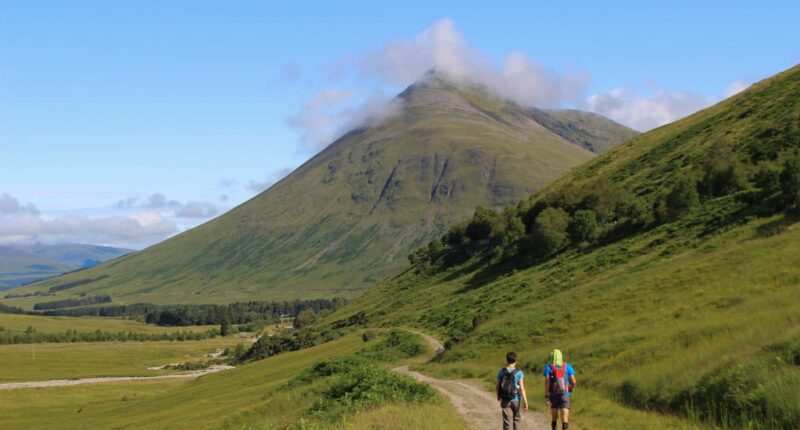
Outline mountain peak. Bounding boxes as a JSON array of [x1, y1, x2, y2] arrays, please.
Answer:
[[19, 76, 636, 303]]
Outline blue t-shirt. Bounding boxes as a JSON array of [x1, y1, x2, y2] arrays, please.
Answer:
[[497, 367, 524, 402], [543, 363, 576, 397]]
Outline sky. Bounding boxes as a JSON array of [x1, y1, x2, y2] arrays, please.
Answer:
[[1, 0, 799, 249]]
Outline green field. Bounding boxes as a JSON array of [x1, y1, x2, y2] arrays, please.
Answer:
[[0, 333, 465, 430], [0, 336, 243, 382], [0, 314, 216, 335]]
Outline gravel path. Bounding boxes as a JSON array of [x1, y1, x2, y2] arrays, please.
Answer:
[[395, 331, 549, 430], [0, 365, 234, 390]]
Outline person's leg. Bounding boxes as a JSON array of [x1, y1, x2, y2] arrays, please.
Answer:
[[550, 406, 558, 430], [561, 395, 572, 430], [511, 401, 521, 430], [502, 401, 513, 430]]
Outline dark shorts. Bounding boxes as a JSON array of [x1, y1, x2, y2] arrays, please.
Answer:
[[549, 393, 571, 409]]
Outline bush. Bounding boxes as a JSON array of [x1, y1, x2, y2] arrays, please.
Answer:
[[568, 209, 599, 244], [656, 176, 700, 222], [702, 141, 746, 196], [531, 207, 571, 256], [293, 357, 435, 423], [361, 330, 375, 342], [779, 153, 800, 209]]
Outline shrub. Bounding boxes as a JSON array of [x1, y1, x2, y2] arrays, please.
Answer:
[[568, 209, 599, 243], [779, 153, 800, 209], [531, 207, 571, 256], [656, 176, 700, 222], [701, 141, 746, 196]]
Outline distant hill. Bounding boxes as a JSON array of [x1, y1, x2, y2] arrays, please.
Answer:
[[13, 74, 636, 305], [0, 244, 132, 290]]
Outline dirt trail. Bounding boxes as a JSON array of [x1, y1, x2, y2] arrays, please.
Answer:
[[395, 332, 548, 430], [0, 365, 234, 390]]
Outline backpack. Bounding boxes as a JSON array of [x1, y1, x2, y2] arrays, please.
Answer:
[[498, 368, 519, 400], [548, 364, 569, 395]]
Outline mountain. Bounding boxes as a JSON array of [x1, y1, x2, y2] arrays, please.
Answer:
[[8, 75, 635, 306], [311, 64, 800, 427], [0, 244, 132, 290], [0, 247, 70, 290], [21, 244, 134, 269], [29, 64, 800, 430]]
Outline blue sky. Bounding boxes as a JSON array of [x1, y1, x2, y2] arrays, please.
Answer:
[[1, 1, 798, 248]]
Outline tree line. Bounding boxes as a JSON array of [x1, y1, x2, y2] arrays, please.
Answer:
[[409, 143, 800, 271], [33, 295, 112, 310], [0, 325, 219, 345], [37, 298, 347, 326]]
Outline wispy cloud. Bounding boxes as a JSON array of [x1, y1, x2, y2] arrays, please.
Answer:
[[287, 18, 589, 149], [288, 18, 752, 139], [245, 167, 294, 193], [586, 87, 717, 131], [0, 193, 40, 216], [0, 193, 178, 249]]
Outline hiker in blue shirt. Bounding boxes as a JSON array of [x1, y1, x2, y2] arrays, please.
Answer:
[[496, 351, 529, 430], [543, 349, 577, 430]]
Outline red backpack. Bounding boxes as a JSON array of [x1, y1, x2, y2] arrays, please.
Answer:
[[548, 364, 569, 394]]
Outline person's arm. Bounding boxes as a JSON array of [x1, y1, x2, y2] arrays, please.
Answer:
[[519, 375, 529, 411], [496, 376, 502, 402], [569, 375, 577, 392]]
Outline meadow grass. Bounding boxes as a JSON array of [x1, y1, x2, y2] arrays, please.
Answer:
[[0, 335, 242, 382], [0, 313, 217, 335], [0, 331, 465, 430], [330, 211, 800, 429]]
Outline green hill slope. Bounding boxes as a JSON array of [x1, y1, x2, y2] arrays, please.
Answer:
[[311, 64, 800, 428], [24, 244, 133, 269], [11, 76, 634, 306], [0, 244, 132, 291], [0, 247, 70, 290]]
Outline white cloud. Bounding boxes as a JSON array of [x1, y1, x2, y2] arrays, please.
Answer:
[[0, 205, 177, 249], [176, 201, 218, 219], [724, 80, 750, 98], [288, 18, 589, 149], [585, 87, 717, 131], [246, 168, 294, 193], [0, 193, 40, 216], [0, 193, 225, 248]]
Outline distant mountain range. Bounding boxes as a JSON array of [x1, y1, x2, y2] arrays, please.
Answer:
[[14, 74, 635, 304], [0, 244, 133, 290]]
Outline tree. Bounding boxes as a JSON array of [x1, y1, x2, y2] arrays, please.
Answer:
[[427, 239, 445, 261], [531, 207, 571, 256], [568, 210, 599, 244], [779, 153, 800, 209], [656, 176, 700, 222], [293, 309, 316, 329], [465, 206, 500, 242], [701, 141, 745, 196], [580, 178, 622, 225], [442, 222, 467, 247], [616, 193, 653, 230], [753, 163, 782, 212], [220, 320, 231, 337]]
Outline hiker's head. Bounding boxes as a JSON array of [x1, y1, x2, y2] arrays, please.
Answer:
[[506, 352, 517, 364], [550, 349, 564, 366]]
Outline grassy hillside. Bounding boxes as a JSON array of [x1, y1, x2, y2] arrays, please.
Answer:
[[0, 244, 132, 290], [0, 247, 70, 290], [530, 107, 639, 153], [310, 64, 800, 429], [24, 244, 133, 269], [12, 75, 634, 306]]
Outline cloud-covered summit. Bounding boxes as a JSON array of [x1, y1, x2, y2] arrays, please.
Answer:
[[287, 18, 751, 146]]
